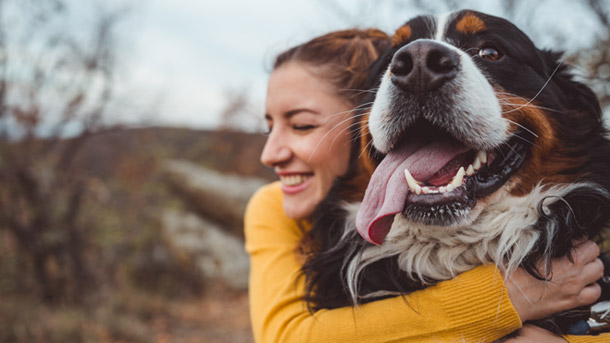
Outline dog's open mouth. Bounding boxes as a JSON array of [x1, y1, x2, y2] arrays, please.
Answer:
[[356, 120, 531, 245]]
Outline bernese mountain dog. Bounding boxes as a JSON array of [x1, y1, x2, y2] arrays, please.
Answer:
[[302, 9, 610, 335]]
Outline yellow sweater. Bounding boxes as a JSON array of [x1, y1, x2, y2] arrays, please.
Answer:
[[245, 182, 610, 343]]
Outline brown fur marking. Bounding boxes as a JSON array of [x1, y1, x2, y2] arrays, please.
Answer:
[[499, 94, 584, 196], [392, 25, 412, 46], [456, 13, 486, 34]]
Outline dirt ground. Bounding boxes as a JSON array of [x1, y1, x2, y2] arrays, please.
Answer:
[[158, 288, 253, 343]]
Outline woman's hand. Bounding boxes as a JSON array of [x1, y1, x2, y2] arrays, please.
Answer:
[[504, 240, 604, 322], [504, 324, 567, 343]]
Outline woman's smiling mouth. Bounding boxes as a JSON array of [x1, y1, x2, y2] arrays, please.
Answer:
[[279, 173, 314, 194]]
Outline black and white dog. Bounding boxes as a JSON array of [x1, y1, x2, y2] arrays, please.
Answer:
[[302, 10, 610, 334]]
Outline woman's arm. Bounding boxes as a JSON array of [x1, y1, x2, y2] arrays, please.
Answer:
[[505, 324, 610, 343], [246, 183, 521, 342]]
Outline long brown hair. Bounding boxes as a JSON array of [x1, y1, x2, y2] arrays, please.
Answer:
[[273, 29, 391, 107], [277, 30, 393, 311]]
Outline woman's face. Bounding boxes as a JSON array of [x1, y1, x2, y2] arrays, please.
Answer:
[[262, 62, 354, 220]]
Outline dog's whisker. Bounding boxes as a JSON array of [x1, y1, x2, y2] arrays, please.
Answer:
[[308, 113, 370, 163], [495, 91, 543, 103], [504, 119, 539, 138], [346, 120, 370, 145], [358, 129, 377, 161], [496, 91, 566, 114], [330, 119, 369, 148], [338, 87, 380, 92], [494, 145, 508, 160], [324, 102, 374, 120], [512, 133, 537, 147], [499, 101, 565, 114], [500, 61, 563, 115], [500, 141, 521, 156], [359, 138, 375, 160], [338, 88, 380, 96]]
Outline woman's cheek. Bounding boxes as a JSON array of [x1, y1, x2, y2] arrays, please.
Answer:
[[333, 134, 353, 175]]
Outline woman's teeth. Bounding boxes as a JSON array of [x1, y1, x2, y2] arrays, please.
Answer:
[[280, 174, 312, 187], [404, 150, 488, 195]]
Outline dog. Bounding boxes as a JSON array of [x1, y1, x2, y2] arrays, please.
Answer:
[[301, 9, 610, 335]]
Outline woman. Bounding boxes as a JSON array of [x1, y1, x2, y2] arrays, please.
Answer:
[[245, 29, 607, 342]]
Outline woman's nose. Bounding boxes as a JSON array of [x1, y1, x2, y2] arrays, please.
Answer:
[[260, 130, 292, 167]]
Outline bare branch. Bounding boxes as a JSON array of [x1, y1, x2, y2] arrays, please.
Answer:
[[586, 0, 610, 30], [0, 0, 134, 304]]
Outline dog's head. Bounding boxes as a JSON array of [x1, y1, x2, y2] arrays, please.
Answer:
[[356, 10, 609, 245]]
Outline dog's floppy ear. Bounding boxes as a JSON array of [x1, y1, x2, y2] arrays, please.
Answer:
[[357, 45, 396, 171], [541, 49, 603, 121], [367, 47, 396, 90]]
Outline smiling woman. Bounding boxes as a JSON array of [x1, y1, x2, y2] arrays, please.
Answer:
[[261, 62, 354, 219]]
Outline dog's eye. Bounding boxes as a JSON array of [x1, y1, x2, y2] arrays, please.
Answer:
[[478, 47, 502, 61]]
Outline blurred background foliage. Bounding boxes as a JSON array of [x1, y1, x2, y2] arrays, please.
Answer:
[[0, 0, 269, 341], [0, 0, 609, 342]]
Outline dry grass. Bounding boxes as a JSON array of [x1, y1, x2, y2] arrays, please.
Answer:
[[0, 282, 252, 343]]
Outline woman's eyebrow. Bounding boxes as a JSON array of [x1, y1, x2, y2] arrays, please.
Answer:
[[284, 108, 319, 119]]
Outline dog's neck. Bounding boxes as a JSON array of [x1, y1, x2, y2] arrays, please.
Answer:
[[343, 183, 593, 301]]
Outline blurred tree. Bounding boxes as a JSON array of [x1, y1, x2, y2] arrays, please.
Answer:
[[578, 0, 610, 111], [0, 0, 129, 304], [218, 87, 264, 132]]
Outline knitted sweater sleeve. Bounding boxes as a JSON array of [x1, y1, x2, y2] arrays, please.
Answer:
[[245, 182, 525, 343], [565, 334, 610, 342]]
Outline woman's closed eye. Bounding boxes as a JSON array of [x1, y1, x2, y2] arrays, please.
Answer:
[[292, 124, 317, 132]]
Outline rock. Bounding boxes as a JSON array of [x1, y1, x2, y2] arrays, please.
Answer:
[[162, 209, 249, 291], [162, 159, 267, 239]]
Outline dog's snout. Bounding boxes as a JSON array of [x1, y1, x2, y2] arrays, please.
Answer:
[[390, 40, 460, 93]]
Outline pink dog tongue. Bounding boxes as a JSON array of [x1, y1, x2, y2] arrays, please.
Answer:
[[355, 139, 469, 244]]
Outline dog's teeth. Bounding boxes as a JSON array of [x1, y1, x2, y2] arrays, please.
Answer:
[[439, 186, 447, 193], [446, 184, 455, 193], [466, 164, 475, 176], [451, 167, 465, 187], [473, 156, 481, 170], [422, 186, 440, 194], [478, 150, 488, 164], [404, 169, 422, 195]]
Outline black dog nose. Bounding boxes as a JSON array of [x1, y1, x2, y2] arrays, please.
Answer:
[[390, 40, 460, 93]]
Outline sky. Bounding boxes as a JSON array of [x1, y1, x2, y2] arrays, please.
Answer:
[[115, 0, 605, 131], [123, 0, 396, 129]]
